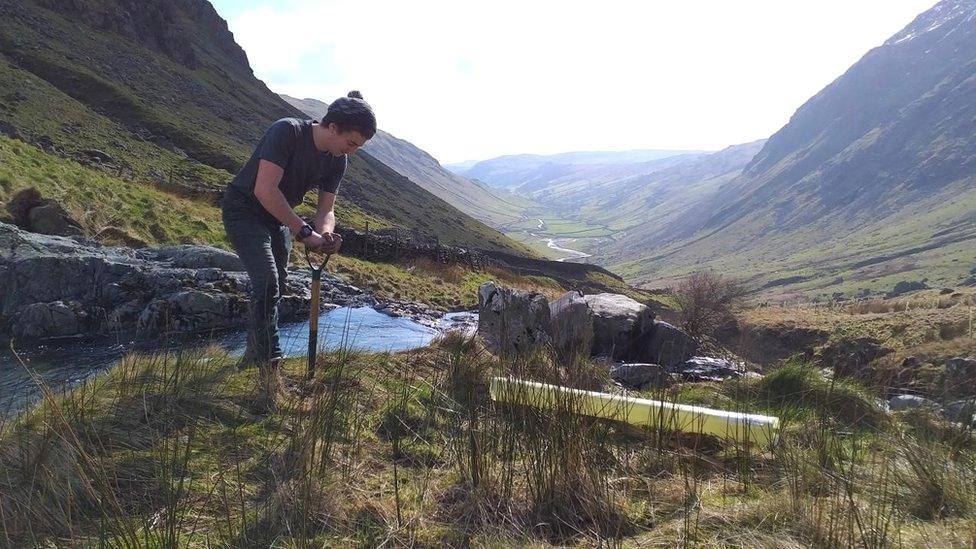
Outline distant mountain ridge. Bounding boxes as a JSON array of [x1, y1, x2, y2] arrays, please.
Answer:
[[580, 140, 767, 241], [452, 149, 710, 192]]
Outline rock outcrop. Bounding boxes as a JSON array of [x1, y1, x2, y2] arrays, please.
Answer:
[[477, 284, 733, 386], [887, 394, 936, 412], [946, 356, 976, 396], [582, 293, 655, 360], [669, 356, 747, 382], [477, 282, 551, 356], [633, 320, 699, 367], [548, 290, 593, 360], [0, 222, 370, 340], [609, 363, 667, 390], [818, 337, 893, 379], [943, 398, 976, 427]]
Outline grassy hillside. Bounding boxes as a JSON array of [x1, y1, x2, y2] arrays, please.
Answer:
[[609, 181, 976, 300], [0, 0, 536, 256], [0, 136, 226, 245]]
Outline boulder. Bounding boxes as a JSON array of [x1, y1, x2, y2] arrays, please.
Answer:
[[609, 362, 666, 390], [888, 394, 936, 412], [582, 293, 654, 359], [942, 398, 976, 426], [477, 282, 550, 356], [27, 201, 85, 236], [887, 280, 928, 297], [901, 356, 922, 370], [633, 321, 699, 367], [6, 188, 84, 236], [140, 245, 245, 271], [81, 149, 115, 163], [11, 300, 81, 338], [548, 290, 593, 360], [669, 356, 745, 382], [5, 187, 43, 227]]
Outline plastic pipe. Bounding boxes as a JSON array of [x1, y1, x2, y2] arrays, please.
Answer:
[[489, 377, 779, 448]]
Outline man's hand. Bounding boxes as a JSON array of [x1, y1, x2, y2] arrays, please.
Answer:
[[302, 232, 342, 254], [318, 232, 342, 254], [302, 231, 327, 251]]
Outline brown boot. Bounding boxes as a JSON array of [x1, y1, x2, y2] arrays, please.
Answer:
[[252, 361, 285, 414]]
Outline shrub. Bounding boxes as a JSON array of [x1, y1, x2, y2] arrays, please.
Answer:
[[673, 270, 744, 338]]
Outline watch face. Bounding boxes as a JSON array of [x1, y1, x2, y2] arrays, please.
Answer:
[[299, 225, 312, 239]]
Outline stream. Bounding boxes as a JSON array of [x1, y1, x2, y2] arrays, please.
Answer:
[[0, 306, 477, 416], [531, 218, 592, 262]]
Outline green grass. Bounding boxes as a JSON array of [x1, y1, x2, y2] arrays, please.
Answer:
[[0, 53, 232, 192], [0, 136, 227, 246], [331, 254, 564, 311], [612, 175, 976, 300], [3, 339, 974, 547]]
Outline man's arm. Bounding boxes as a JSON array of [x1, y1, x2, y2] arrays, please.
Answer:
[[314, 191, 342, 254], [314, 191, 337, 234], [253, 159, 326, 247]]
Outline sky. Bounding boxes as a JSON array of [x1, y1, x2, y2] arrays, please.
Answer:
[[210, 0, 938, 164]]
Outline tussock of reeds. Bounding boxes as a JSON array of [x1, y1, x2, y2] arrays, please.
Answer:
[[1, 326, 975, 546]]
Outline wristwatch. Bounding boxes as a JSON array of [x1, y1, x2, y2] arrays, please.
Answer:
[[295, 223, 313, 242]]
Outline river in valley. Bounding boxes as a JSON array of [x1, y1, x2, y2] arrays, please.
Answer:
[[532, 219, 592, 262]]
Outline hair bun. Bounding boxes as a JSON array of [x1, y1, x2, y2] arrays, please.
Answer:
[[347, 90, 364, 100]]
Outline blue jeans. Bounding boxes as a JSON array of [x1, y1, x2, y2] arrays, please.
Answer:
[[221, 192, 292, 362]]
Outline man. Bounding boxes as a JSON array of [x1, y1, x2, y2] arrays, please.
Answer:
[[222, 91, 376, 369]]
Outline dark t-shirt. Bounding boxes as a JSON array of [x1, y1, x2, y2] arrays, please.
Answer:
[[225, 118, 346, 224]]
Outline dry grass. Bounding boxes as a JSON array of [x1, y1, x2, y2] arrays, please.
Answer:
[[1, 330, 975, 546], [737, 289, 976, 354]]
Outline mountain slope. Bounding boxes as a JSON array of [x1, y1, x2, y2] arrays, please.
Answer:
[[582, 140, 766, 237], [599, 0, 976, 297], [280, 94, 537, 228], [0, 0, 535, 255]]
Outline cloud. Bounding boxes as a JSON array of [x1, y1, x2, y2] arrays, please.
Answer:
[[220, 0, 937, 163]]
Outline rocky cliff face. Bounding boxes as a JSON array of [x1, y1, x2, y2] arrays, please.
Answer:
[[33, 0, 251, 71]]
